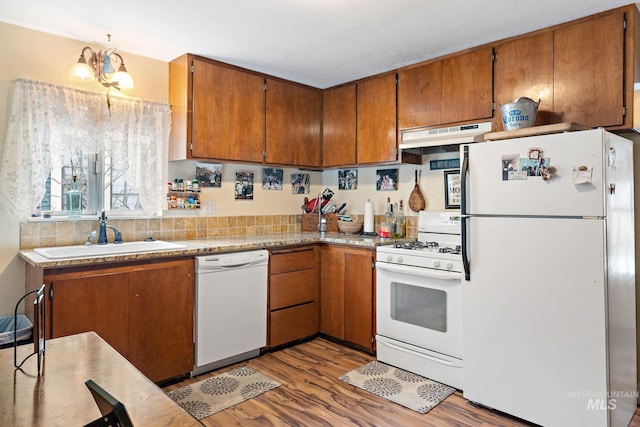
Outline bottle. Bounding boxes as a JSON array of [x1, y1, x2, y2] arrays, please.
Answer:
[[397, 200, 406, 238], [391, 202, 399, 238], [66, 175, 82, 218], [384, 197, 394, 238]]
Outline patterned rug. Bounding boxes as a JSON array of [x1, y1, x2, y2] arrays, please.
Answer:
[[339, 361, 455, 414], [166, 366, 281, 420]]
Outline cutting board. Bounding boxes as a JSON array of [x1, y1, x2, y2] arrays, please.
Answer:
[[484, 122, 589, 141]]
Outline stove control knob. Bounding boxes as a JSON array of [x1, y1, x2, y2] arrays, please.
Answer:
[[386, 254, 393, 262], [446, 261, 453, 270], [397, 256, 403, 264], [433, 260, 441, 268]]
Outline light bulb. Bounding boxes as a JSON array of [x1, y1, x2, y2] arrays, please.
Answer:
[[70, 61, 95, 82], [112, 70, 134, 90]]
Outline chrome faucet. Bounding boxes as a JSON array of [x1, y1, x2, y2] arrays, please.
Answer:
[[97, 210, 123, 245], [85, 230, 97, 246]]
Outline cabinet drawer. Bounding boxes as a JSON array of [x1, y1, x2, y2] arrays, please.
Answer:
[[270, 270, 317, 310], [270, 247, 316, 274], [270, 302, 318, 347]]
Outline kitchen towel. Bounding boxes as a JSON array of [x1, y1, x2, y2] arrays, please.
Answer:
[[364, 200, 374, 233]]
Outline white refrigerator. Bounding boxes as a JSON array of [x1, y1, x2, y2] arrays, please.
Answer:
[[460, 128, 637, 427]]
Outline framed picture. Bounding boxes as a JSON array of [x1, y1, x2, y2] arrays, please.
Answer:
[[444, 169, 461, 209], [235, 171, 254, 200], [338, 169, 357, 190], [196, 162, 222, 188], [262, 168, 283, 190], [291, 173, 310, 194], [376, 168, 398, 191]]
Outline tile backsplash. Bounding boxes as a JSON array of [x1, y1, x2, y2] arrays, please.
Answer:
[[20, 214, 417, 249]]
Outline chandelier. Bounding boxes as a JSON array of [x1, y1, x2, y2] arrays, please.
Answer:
[[69, 35, 134, 90]]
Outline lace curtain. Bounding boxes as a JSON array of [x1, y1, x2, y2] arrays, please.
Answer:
[[1, 78, 171, 217]]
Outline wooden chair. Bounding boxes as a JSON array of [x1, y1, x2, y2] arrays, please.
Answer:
[[14, 284, 45, 374]]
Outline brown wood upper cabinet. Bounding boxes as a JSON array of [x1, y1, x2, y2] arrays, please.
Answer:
[[494, 7, 631, 130], [398, 47, 494, 130], [169, 54, 265, 163], [356, 73, 398, 164], [493, 31, 554, 131], [266, 79, 322, 168], [322, 84, 357, 167], [554, 10, 625, 129]]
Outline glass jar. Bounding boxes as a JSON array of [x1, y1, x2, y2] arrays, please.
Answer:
[[379, 222, 390, 238]]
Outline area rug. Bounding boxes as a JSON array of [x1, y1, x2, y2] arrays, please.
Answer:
[[166, 366, 281, 420], [339, 361, 455, 414]]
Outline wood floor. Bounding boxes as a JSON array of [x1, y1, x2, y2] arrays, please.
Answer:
[[164, 338, 640, 426]]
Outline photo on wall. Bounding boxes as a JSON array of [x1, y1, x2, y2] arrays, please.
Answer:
[[338, 169, 357, 190], [262, 168, 283, 190], [444, 169, 461, 209], [376, 168, 398, 191], [196, 162, 222, 188], [235, 171, 254, 200], [291, 173, 310, 194]]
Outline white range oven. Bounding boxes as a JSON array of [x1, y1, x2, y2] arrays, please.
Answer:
[[376, 211, 463, 390]]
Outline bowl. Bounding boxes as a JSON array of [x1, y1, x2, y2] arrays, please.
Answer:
[[338, 219, 363, 234]]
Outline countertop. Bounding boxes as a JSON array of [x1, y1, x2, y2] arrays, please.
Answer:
[[19, 232, 413, 268]]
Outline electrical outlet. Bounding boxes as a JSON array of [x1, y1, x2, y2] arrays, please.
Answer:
[[203, 201, 215, 214]]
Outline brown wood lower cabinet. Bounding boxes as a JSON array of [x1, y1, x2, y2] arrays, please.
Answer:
[[320, 245, 375, 352], [268, 246, 319, 347], [34, 258, 194, 383]]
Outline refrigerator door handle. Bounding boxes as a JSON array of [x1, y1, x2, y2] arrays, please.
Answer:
[[461, 145, 471, 281], [461, 145, 469, 216], [461, 215, 470, 281]]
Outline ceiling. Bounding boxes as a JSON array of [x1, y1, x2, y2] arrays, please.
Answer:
[[0, 0, 634, 88]]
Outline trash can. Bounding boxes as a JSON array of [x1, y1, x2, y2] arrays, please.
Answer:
[[0, 314, 33, 348]]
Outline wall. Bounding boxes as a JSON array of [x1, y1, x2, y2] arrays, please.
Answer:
[[322, 152, 456, 219], [0, 22, 168, 315], [0, 22, 456, 317]]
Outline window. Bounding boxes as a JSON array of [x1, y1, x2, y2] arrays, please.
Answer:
[[2, 79, 171, 218], [39, 152, 143, 216]]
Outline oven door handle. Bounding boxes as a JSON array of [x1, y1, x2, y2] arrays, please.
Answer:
[[375, 261, 461, 281]]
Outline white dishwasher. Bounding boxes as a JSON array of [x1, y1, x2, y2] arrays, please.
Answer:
[[193, 249, 268, 376]]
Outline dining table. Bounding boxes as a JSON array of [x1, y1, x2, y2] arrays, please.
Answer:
[[0, 331, 201, 426]]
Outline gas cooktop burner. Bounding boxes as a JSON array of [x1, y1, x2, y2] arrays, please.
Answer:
[[439, 246, 462, 255], [392, 241, 461, 254], [393, 241, 428, 250]]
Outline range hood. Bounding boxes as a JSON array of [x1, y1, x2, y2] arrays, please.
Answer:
[[400, 122, 492, 154]]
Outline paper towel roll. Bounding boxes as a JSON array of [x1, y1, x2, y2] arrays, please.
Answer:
[[364, 200, 374, 233]]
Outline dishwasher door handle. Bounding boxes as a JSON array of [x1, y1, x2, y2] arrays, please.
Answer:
[[196, 250, 269, 272], [212, 260, 262, 270]]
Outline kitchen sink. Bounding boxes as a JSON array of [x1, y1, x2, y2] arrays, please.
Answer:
[[32, 240, 187, 259]]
